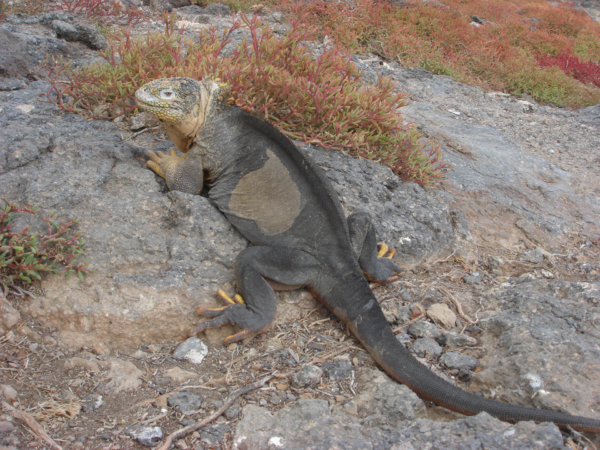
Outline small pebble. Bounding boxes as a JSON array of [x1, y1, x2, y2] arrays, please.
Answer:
[[224, 404, 240, 420], [0, 385, 18, 402], [411, 338, 442, 360], [291, 365, 323, 388], [440, 352, 478, 371], [320, 361, 353, 381]]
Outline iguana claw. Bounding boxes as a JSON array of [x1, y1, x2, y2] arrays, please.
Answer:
[[146, 148, 181, 179], [194, 289, 261, 343], [377, 243, 397, 259]]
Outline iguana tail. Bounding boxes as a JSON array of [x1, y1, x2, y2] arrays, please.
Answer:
[[328, 274, 600, 432]]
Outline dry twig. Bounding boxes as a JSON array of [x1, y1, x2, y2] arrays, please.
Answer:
[[438, 287, 475, 324], [156, 374, 275, 450], [1, 401, 63, 450], [432, 249, 457, 265], [157, 345, 352, 449]]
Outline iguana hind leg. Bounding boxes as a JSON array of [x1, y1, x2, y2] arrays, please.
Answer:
[[348, 211, 403, 283], [193, 246, 320, 343]]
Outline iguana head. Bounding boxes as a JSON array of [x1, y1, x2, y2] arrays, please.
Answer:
[[135, 77, 219, 152]]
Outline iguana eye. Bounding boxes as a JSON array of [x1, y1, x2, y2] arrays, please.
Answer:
[[159, 89, 176, 100]]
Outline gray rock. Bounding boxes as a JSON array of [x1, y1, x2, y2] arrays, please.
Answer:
[[471, 279, 600, 417], [411, 338, 442, 359], [0, 421, 16, 433], [518, 247, 544, 264], [82, 394, 103, 412], [172, 337, 208, 364], [407, 320, 441, 340], [440, 352, 478, 371], [464, 271, 482, 284], [442, 331, 477, 348], [169, 0, 191, 6], [224, 404, 240, 420], [386, 63, 600, 251], [232, 400, 566, 450], [0, 29, 29, 78], [126, 426, 163, 447], [355, 373, 427, 425], [200, 424, 230, 445], [167, 391, 202, 414], [396, 333, 412, 347], [0, 77, 28, 91], [290, 365, 323, 388], [202, 2, 231, 15], [41, 13, 107, 50], [0, 385, 18, 402], [320, 361, 353, 381], [174, 5, 203, 15], [129, 112, 150, 131]]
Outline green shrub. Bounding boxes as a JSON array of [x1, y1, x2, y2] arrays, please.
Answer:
[[0, 202, 90, 289]]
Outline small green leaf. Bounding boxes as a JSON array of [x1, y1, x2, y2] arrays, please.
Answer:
[[19, 274, 32, 283]]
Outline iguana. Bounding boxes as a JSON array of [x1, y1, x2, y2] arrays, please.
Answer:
[[135, 77, 600, 432]]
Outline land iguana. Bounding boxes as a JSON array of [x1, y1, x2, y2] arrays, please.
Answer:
[[135, 77, 600, 432]]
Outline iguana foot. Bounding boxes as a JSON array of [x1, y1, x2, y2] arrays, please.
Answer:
[[195, 289, 245, 317], [193, 289, 269, 344], [146, 148, 182, 179], [367, 242, 402, 284]]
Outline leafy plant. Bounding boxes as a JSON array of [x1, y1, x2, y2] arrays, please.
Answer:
[[0, 0, 47, 19], [45, 13, 447, 185], [539, 52, 600, 88], [279, 0, 600, 107], [55, 0, 147, 26], [0, 202, 90, 289]]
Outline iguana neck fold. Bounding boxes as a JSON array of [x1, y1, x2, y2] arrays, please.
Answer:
[[163, 81, 214, 153]]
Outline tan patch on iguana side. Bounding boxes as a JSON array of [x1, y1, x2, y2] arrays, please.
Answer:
[[228, 150, 302, 236]]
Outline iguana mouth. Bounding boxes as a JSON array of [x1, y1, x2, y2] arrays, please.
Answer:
[[135, 98, 172, 110]]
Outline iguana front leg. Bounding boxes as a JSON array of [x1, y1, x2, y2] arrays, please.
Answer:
[[194, 247, 320, 343], [146, 147, 204, 195]]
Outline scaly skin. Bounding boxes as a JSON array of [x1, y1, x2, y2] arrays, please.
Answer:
[[136, 77, 600, 432]]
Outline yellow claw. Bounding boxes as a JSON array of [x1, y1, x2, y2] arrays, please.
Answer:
[[377, 243, 396, 259], [196, 305, 228, 315], [217, 289, 246, 305], [217, 288, 237, 305]]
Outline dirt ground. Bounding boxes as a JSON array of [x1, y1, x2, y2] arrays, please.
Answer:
[[2, 229, 599, 449]]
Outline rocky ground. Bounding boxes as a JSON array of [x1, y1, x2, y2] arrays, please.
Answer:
[[0, 2, 600, 450]]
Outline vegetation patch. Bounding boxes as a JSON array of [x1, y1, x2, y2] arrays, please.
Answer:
[[539, 52, 600, 88], [55, 0, 147, 26], [46, 14, 447, 185], [0, 202, 90, 289], [0, 0, 147, 25], [276, 0, 600, 107]]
